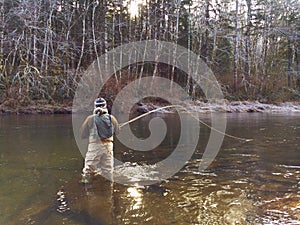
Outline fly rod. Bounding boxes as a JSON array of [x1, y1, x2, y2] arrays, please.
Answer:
[[119, 105, 252, 142]]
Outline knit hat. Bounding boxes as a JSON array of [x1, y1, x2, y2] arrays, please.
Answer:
[[94, 98, 107, 108]]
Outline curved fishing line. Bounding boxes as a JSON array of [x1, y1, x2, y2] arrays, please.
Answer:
[[119, 105, 253, 142], [119, 105, 175, 128]]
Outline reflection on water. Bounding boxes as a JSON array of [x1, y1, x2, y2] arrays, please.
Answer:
[[123, 187, 144, 223], [126, 187, 143, 210], [0, 113, 299, 224]]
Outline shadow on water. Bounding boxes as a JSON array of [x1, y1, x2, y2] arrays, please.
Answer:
[[9, 177, 110, 225], [0, 113, 300, 224]]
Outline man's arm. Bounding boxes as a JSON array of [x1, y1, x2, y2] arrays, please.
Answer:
[[80, 115, 94, 139], [111, 115, 120, 135]]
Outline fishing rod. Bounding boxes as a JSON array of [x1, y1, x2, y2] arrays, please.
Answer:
[[119, 105, 253, 142]]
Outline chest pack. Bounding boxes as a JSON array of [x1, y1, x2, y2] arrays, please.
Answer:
[[94, 114, 114, 140]]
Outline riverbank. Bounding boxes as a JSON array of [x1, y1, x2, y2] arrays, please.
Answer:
[[0, 99, 299, 114], [134, 101, 300, 114], [0, 99, 72, 114], [187, 100, 300, 113]]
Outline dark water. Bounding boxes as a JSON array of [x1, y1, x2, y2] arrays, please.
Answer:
[[0, 113, 299, 225]]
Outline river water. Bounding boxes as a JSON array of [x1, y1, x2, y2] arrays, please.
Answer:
[[0, 113, 299, 225]]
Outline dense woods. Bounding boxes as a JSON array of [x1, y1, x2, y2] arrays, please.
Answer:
[[0, 0, 299, 105]]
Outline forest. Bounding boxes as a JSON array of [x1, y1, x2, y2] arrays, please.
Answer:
[[0, 0, 299, 106]]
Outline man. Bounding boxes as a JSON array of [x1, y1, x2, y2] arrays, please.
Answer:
[[80, 98, 119, 184]]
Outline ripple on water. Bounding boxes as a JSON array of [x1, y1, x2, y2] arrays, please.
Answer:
[[257, 193, 300, 224]]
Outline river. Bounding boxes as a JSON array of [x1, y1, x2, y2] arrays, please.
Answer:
[[0, 113, 299, 224]]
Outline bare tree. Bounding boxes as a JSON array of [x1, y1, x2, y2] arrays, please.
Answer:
[[243, 0, 251, 90], [233, 0, 240, 92]]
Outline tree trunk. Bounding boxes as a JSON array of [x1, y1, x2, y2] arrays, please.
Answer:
[[244, 0, 251, 90], [287, 38, 292, 87], [204, 0, 210, 64], [75, 0, 87, 79], [104, 0, 108, 73], [259, 2, 270, 94], [0, 0, 4, 67], [233, 0, 239, 92], [170, 0, 180, 87], [0, 0, 5, 97]]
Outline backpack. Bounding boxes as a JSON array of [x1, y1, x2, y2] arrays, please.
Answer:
[[94, 114, 114, 140]]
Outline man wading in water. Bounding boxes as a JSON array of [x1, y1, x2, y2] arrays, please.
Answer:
[[80, 98, 120, 184]]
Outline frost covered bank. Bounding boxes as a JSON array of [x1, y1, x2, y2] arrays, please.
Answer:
[[135, 101, 300, 114], [188, 101, 300, 113], [0, 100, 299, 114]]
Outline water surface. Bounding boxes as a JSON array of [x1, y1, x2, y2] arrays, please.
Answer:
[[0, 113, 299, 224]]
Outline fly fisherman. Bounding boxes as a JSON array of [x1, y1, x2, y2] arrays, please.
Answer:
[[80, 98, 119, 184]]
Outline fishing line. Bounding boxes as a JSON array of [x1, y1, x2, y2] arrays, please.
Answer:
[[119, 105, 253, 142]]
